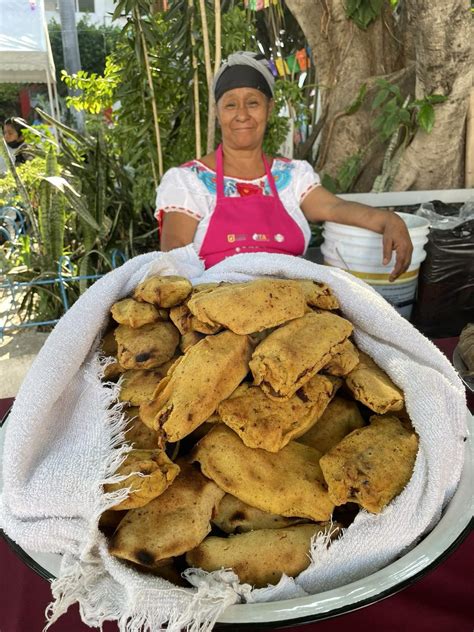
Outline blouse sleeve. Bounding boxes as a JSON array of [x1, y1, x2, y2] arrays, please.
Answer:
[[154, 167, 209, 222], [292, 160, 321, 204]]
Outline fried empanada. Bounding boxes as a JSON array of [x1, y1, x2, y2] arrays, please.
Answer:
[[344, 351, 404, 413], [140, 331, 252, 441], [180, 330, 205, 353], [218, 374, 341, 452], [186, 523, 337, 588], [104, 449, 180, 510], [212, 494, 306, 534], [109, 460, 224, 566], [103, 360, 125, 381], [250, 311, 353, 400], [111, 298, 167, 328], [186, 279, 306, 335], [100, 329, 118, 356], [133, 275, 192, 308], [99, 509, 127, 533], [100, 331, 125, 380], [119, 362, 174, 406], [123, 407, 158, 449], [115, 321, 179, 370], [319, 415, 418, 513], [323, 340, 359, 376], [193, 425, 334, 521], [297, 396, 365, 455], [292, 280, 340, 310], [169, 303, 222, 335]]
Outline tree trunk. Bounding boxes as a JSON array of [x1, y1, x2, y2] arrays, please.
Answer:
[[58, 0, 84, 131], [391, 0, 472, 190], [285, 0, 472, 191]]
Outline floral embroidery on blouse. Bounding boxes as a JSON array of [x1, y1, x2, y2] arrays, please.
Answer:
[[181, 159, 295, 196], [235, 182, 264, 197]]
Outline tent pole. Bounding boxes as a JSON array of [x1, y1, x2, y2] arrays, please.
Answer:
[[45, 66, 58, 140], [52, 79, 61, 125]]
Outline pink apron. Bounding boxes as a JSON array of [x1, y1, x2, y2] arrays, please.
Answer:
[[199, 144, 305, 268]]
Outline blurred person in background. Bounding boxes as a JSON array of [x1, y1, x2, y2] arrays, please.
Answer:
[[3, 117, 34, 166]]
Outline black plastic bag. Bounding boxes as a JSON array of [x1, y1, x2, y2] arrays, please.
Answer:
[[412, 201, 474, 338]]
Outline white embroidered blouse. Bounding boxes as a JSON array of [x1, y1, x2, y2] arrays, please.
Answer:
[[155, 157, 321, 253]]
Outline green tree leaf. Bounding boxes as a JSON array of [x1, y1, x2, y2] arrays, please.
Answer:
[[371, 88, 389, 110], [417, 103, 435, 133]]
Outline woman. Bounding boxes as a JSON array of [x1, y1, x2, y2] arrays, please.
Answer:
[[157, 52, 412, 280], [3, 117, 34, 166]]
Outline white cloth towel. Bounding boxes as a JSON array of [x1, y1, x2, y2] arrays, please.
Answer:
[[0, 248, 468, 631]]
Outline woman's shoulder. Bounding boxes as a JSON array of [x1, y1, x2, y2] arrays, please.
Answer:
[[158, 159, 216, 197], [162, 159, 209, 180], [273, 156, 315, 170]]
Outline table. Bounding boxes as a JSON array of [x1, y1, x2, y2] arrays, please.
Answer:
[[1, 338, 473, 632]]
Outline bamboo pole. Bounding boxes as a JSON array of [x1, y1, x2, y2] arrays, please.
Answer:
[[189, 0, 202, 158], [207, 0, 222, 152], [198, 0, 215, 153], [134, 6, 164, 181], [213, 0, 221, 75]]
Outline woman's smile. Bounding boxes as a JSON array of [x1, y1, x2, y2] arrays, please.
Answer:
[[217, 87, 272, 150]]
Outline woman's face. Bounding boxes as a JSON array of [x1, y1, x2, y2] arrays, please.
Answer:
[[216, 87, 273, 151], [3, 124, 21, 145]]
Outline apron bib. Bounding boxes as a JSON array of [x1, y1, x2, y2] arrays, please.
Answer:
[[199, 144, 305, 268]]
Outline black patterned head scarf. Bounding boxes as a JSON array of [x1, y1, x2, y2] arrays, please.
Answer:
[[213, 51, 275, 103]]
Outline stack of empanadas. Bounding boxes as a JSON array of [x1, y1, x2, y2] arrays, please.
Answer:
[[99, 275, 418, 589]]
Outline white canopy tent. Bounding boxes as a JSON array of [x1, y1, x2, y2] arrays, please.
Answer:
[[0, 0, 59, 120]]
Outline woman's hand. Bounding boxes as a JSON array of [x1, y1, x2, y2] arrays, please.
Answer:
[[381, 212, 413, 281], [301, 187, 413, 281]]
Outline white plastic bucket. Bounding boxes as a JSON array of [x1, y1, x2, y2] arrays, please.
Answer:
[[321, 212, 430, 319]]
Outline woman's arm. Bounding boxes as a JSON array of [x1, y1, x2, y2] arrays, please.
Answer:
[[301, 186, 413, 281], [160, 211, 199, 251]]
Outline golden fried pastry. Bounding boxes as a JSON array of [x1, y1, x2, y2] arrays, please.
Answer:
[[99, 509, 127, 533], [169, 304, 192, 334], [180, 330, 205, 353], [250, 311, 353, 400], [458, 323, 474, 373], [100, 329, 118, 356], [114, 321, 179, 370], [292, 280, 340, 310], [187, 279, 306, 335], [109, 460, 224, 567], [193, 425, 334, 521], [319, 415, 418, 513], [323, 340, 359, 377], [344, 351, 404, 414], [186, 523, 337, 587], [140, 331, 252, 441], [133, 275, 192, 308], [111, 298, 166, 328], [100, 331, 124, 379], [212, 494, 305, 534], [297, 397, 365, 455], [103, 360, 125, 381], [104, 449, 180, 510], [119, 363, 174, 406], [123, 407, 158, 449], [169, 303, 221, 335], [218, 374, 341, 452]]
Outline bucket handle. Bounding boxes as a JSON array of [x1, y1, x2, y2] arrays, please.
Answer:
[[335, 246, 351, 271]]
